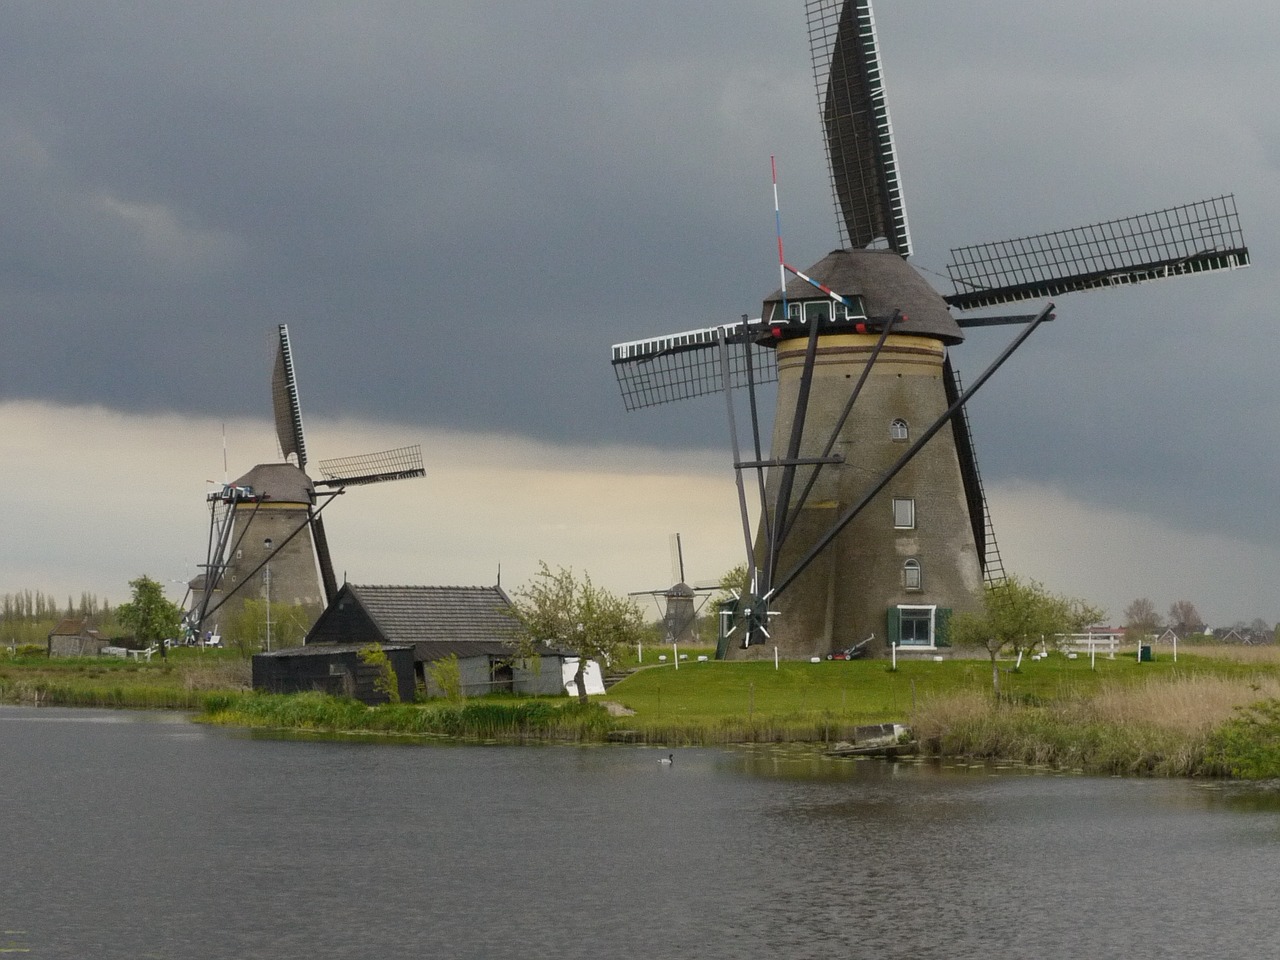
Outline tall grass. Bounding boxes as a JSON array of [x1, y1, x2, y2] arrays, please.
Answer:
[[200, 692, 615, 741], [910, 673, 1280, 777]]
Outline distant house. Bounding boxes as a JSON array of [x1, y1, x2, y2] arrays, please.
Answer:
[[1155, 628, 1180, 646], [47, 618, 108, 658], [301, 584, 578, 698]]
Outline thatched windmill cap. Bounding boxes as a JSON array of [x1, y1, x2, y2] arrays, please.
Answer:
[[762, 248, 965, 345], [231, 463, 314, 504]]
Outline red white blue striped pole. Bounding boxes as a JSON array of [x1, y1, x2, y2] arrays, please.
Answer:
[[783, 262, 860, 312], [772, 156, 788, 321]]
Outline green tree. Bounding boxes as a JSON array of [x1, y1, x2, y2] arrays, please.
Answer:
[[507, 562, 645, 705], [950, 576, 1103, 695], [428, 653, 464, 702], [117, 576, 183, 658]]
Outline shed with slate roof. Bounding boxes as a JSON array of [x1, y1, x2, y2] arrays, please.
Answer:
[[302, 583, 571, 697]]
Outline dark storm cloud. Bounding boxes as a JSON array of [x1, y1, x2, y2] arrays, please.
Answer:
[[3, 1, 1279, 554]]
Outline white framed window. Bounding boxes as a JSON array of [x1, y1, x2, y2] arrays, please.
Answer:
[[903, 559, 922, 591], [832, 296, 867, 321], [896, 605, 936, 647], [890, 418, 908, 441], [892, 497, 915, 529]]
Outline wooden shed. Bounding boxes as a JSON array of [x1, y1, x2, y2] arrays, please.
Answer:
[[304, 584, 572, 697], [252, 643, 416, 704]]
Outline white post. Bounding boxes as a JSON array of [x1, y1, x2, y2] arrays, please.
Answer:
[[637, 642, 642, 663], [774, 646, 779, 670], [1173, 634, 1178, 663], [672, 641, 678, 670], [891, 641, 897, 671], [1091, 643, 1096, 670]]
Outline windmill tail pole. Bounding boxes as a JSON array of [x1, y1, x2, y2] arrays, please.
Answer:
[[767, 301, 1055, 603], [718, 327, 757, 599]]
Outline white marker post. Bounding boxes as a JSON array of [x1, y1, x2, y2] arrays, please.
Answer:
[[673, 642, 678, 670], [774, 646, 779, 670], [891, 641, 897, 671]]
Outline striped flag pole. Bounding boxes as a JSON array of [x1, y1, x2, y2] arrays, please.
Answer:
[[772, 156, 788, 321], [783, 262, 859, 311]]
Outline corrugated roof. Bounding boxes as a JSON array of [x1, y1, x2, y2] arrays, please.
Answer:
[[347, 585, 518, 645]]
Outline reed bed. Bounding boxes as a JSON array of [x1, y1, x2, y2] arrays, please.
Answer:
[[200, 692, 615, 741], [909, 672, 1280, 777]]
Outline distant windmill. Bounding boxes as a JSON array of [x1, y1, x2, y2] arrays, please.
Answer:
[[610, 0, 1249, 660], [629, 534, 719, 645], [191, 325, 424, 637]]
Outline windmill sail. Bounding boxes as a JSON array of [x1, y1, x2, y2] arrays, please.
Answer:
[[316, 446, 425, 487], [272, 324, 308, 468], [611, 320, 778, 411], [807, 0, 911, 255], [945, 196, 1249, 310]]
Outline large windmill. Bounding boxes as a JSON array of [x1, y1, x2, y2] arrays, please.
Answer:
[[191, 325, 424, 638], [610, 0, 1249, 660]]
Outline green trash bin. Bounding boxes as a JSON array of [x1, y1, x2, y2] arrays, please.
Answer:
[[1139, 644, 1153, 662]]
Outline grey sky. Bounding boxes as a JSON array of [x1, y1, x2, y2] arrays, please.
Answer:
[[3, 1, 1278, 617]]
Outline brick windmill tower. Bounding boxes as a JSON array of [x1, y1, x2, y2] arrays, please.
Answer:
[[610, 0, 1249, 660]]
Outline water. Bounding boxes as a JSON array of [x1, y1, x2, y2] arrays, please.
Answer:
[[2, 706, 1278, 959]]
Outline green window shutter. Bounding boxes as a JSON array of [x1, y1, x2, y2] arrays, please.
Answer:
[[935, 608, 953, 647], [886, 606, 903, 645]]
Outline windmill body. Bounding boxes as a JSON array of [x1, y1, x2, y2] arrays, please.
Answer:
[[610, 0, 1249, 660], [739, 249, 982, 658], [194, 465, 327, 632]]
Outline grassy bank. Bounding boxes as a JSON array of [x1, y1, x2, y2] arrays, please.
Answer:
[[0, 649, 249, 709], [6, 645, 1280, 778]]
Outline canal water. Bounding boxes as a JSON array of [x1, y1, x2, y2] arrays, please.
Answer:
[[2, 706, 1278, 959]]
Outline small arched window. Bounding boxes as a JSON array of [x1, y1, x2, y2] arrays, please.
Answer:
[[903, 558, 922, 591], [890, 418, 909, 441]]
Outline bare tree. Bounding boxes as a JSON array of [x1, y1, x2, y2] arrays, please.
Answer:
[[1123, 597, 1162, 641], [1167, 600, 1204, 635]]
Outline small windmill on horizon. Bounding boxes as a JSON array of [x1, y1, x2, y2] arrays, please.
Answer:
[[190, 324, 424, 639], [610, 0, 1249, 661], [629, 534, 720, 646]]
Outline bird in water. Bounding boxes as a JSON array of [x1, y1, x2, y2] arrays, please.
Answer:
[[659, 754, 674, 766]]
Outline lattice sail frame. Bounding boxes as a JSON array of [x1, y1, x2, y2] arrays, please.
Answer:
[[611, 320, 778, 411], [272, 324, 308, 468], [945, 195, 1249, 310], [316, 445, 426, 487], [806, 0, 911, 255]]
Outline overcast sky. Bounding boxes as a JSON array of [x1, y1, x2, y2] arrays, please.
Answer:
[[3, 1, 1278, 627]]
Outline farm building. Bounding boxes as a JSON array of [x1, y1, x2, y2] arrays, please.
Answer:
[[302, 583, 577, 697], [47, 619, 108, 658], [252, 643, 416, 704]]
